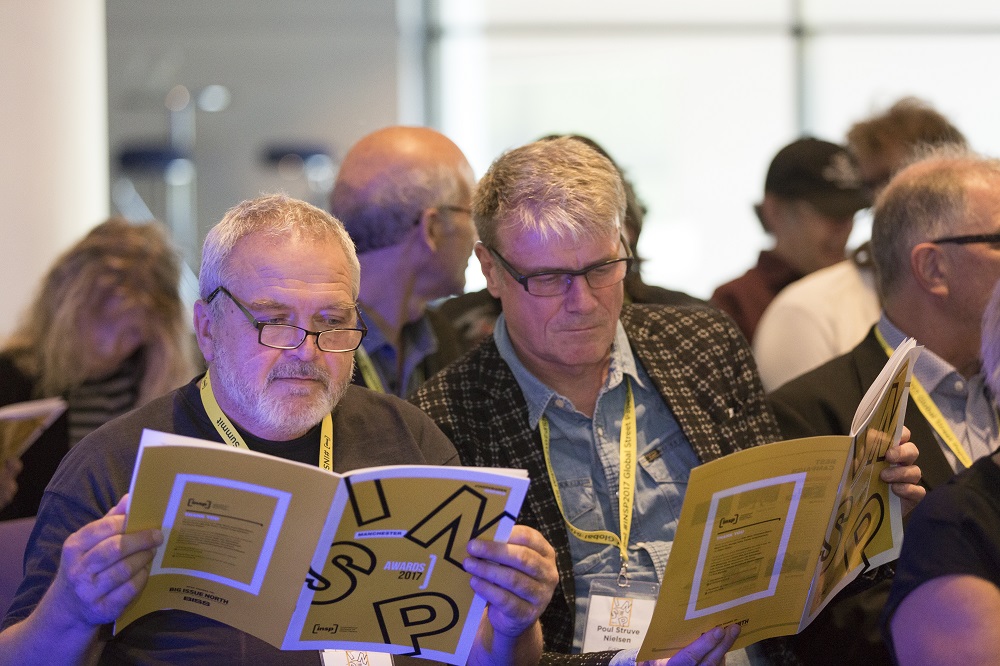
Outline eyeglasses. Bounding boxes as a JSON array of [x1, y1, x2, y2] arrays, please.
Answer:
[[206, 286, 367, 353], [413, 204, 472, 226], [930, 232, 1000, 246], [486, 239, 633, 297]]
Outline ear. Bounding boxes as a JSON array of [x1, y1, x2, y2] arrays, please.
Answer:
[[757, 195, 783, 235], [415, 207, 444, 253], [910, 242, 950, 299], [193, 300, 216, 364], [474, 243, 503, 298]]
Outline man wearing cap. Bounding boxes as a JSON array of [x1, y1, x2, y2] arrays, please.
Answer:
[[710, 138, 869, 342], [753, 100, 967, 391]]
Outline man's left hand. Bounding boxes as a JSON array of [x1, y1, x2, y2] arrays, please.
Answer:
[[880, 426, 926, 514], [640, 624, 741, 666], [464, 524, 558, 640]]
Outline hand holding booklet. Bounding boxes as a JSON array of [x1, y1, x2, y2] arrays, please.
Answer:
[[637, 338, 922, 660], [118, 429, 529, 664]]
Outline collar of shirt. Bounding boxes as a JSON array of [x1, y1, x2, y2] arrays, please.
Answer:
[[877, 313, 968, 393], [358, 307, 438, 396], [756, 249, 806, 289], [878, 312, 998, 465], [493, 312, 646, 426]]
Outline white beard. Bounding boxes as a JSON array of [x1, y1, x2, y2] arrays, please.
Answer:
[[211, 343, 352, 440]]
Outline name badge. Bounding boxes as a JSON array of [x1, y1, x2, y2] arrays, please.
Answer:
[[582, 579, 659, 653], [322, 650, 394, 666]]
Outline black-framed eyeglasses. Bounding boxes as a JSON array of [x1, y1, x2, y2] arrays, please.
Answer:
[[486, 237, 634, 297], [412, 204, 472, 226], [930, 232, 1000, 246], [206, 286, 367, 353]]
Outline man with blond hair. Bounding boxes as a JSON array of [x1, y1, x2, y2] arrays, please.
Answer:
[[413, 138, 924, 665]]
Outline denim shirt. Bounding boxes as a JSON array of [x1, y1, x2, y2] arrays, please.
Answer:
[[878, 314, 999, 471], [358, 308, 438, 398], [494, 313, 700, 651]]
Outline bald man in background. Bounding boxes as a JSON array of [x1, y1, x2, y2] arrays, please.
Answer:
[[330, 126, 477, 397]]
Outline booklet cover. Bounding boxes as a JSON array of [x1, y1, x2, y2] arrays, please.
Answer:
[[637, 338, 922, 659], [118, 429, 529, 664], [0, 397, 67, 461]]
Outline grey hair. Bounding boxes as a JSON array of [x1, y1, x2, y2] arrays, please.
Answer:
[[473, 136, 626, 251], [871, 145, 1000, 301], [199, 194, 360, 304]]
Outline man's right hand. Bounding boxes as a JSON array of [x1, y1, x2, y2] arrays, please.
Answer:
[[42, 494, 163, 627], [0, 495, 163, 665]]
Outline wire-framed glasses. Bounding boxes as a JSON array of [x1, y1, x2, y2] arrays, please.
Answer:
[[486, 237, 633, 297], [206, 286, 367, 353]]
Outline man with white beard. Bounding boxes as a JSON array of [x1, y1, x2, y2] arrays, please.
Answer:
[[0, 194, 559, 665]]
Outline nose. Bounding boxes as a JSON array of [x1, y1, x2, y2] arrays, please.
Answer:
[[289, 332, 322, 361], [562, 274, 600, 313]]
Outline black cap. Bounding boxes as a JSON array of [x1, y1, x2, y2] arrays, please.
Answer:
[[764, 138, 870, 217]]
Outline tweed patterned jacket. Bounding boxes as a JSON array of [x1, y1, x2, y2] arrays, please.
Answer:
[[412, 304, 782, 665]]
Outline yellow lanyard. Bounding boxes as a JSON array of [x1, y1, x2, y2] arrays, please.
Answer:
[[874, 328, 973, 469], [198, 370, 334, 471], [540, 379, 636, 585], [353, 346, 385, 394]]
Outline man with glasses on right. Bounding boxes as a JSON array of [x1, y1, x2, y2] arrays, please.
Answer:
[[767, 146, 1000, 665], [412, 137, 924, 665]]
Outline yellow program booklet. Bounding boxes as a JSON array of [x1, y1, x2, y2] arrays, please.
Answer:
[[0, 397, 67, 461], [117, 429, 528, 665], [638, 338, 922, 660]]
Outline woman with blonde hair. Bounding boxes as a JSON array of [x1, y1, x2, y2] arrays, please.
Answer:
[[0, 218, 196, 519]]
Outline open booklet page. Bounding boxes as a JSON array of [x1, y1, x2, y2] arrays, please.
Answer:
[[803, 338, 920, 624], [0, 397, 67, 461], [118, 430, 341, 646], [118, 429, 528, 665], [283, 464, 527, 662], [638, 339, 921, 660]]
